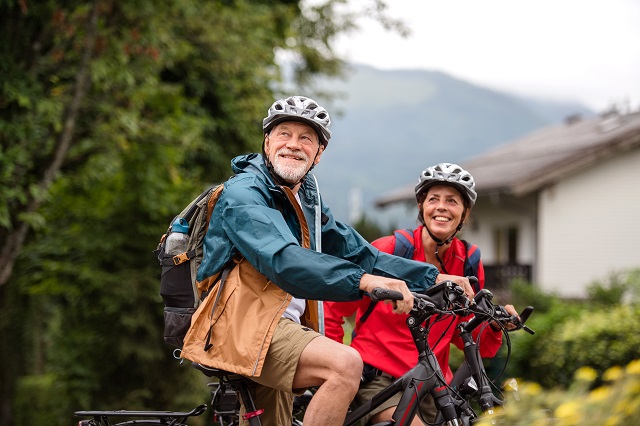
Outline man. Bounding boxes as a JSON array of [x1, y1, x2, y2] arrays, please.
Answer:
[[181, 96, 474, 426]]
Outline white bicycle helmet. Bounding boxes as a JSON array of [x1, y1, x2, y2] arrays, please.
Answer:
[[415, 163, 477, 207], [262, 96, 332, 147]]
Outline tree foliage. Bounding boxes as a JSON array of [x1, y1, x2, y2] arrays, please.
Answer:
[[0, 1, 403, 424]]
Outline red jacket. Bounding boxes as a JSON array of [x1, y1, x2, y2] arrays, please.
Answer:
[[324, 226, 503, 382]]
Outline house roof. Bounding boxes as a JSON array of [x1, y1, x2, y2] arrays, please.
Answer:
[[375, 109, 640, 208]]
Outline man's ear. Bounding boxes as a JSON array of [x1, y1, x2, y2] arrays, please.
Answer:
[[263, 134, 270, 155], [313, 144, 325, 165]]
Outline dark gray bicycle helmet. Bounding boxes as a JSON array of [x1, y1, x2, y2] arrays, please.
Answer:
[[262, 96, 331, 147], [415, 163, 477, 207]]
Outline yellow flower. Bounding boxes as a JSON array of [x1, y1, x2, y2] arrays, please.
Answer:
[[626, 359, 640, 375], [523, 382, 543, 396], [603, 366, 623, 382], [555, 401, 581, 425], [604, 414, 621, 426], [626, 381, 640, 395], [574, 366, 598, 382], [623, 397, 640, 416], [588, 386, 611, 402]]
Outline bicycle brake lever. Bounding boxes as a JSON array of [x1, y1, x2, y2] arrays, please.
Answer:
[[510, 306, 535, 334], [502, 310, 536, 335], [411, 293, 437, 315], [519, 306, 534, 323]]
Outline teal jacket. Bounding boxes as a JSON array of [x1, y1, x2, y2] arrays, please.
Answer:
[[197, 153, 439, 301]]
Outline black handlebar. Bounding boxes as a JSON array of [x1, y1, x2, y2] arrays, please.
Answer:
[[370, 279, 535, 335], [370, 287, 404, 302]]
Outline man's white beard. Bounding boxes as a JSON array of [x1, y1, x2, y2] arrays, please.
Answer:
[[271, 148, 310, 184]]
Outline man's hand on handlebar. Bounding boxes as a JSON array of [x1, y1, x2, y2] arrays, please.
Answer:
[[435, 274, 475, 301], [359, 273, 414, 314]]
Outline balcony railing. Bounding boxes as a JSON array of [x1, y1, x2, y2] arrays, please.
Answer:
[[484, 264, 532, 291]]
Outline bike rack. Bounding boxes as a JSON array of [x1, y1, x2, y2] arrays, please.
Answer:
[[75, 404, 207, 426]]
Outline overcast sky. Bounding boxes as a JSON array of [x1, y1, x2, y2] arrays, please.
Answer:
[[330, 0, 640, 112]]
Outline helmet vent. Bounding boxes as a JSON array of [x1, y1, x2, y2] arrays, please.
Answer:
[[414, 162, 477, 206]]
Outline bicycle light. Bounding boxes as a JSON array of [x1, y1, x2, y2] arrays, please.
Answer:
[[458, 376, 479, 397]]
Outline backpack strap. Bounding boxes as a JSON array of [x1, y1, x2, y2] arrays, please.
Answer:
[[159, 250, 196, 267], [357, 228, 416, 330], [158, 185, 225, 268], [461, 239, 481, 293], [393, 228, 415, 259]]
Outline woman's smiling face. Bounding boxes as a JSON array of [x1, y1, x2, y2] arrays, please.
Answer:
[[420, 184, 466, 240]]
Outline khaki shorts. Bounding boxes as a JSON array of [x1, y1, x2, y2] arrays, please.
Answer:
[[240, 318, 320, 426], [355, 374, 437, 425]]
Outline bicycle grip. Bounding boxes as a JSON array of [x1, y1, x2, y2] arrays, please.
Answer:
[[370, 287, 404, 302]]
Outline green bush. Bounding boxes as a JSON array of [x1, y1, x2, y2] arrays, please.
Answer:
[[508, 279, 560, 314], [500, 289, 585, 385], [587, 268, 640, 306], [530, 304, 640, 388], [501, 269, 640, 388], [14, 374, 68, 426]]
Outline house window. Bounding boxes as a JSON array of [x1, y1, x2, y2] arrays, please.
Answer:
[[494, 226, 518, 264], [507, 227, 518, 264], [488, 226, 529, 289]]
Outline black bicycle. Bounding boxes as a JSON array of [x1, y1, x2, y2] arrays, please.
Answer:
[[199, 280, 534, 426], [343, 280, 535, 426], [74, 359, 310, 426], [75, 280, 533, 425]]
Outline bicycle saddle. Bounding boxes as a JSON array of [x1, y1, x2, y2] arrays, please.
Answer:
[[191, 362, 240, 379]]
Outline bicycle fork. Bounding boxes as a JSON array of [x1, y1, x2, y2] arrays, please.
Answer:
[[388, 355, 463, 426], [458, 319, 502, 416], [394, 320, 463, 426]]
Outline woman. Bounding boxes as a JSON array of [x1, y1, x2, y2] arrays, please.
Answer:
[[324, 162, 517, 425]]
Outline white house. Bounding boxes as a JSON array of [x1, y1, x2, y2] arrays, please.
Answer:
[[374, 108, 640, 298]]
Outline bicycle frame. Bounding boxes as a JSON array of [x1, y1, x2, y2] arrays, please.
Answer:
[[344, 355, 462, 426], [343, 284, 534, 426], [440, 290, 534, 422], [344, 285, 469, 426]]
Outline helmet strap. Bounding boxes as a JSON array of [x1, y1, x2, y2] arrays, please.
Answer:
[[423, 212, 466, 275], [424, 225, 452, 274]]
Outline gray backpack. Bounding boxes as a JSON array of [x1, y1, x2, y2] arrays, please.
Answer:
[[154, 184, 224, 348]]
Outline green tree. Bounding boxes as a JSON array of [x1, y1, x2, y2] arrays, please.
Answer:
[[0, 1, 405, 425]]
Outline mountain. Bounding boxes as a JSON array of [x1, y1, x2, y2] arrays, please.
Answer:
[[310, 63, 594, 227]]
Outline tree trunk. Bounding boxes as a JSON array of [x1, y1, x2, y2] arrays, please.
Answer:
[[0, 1, 99, 288], [0, 4, 99, 426]]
